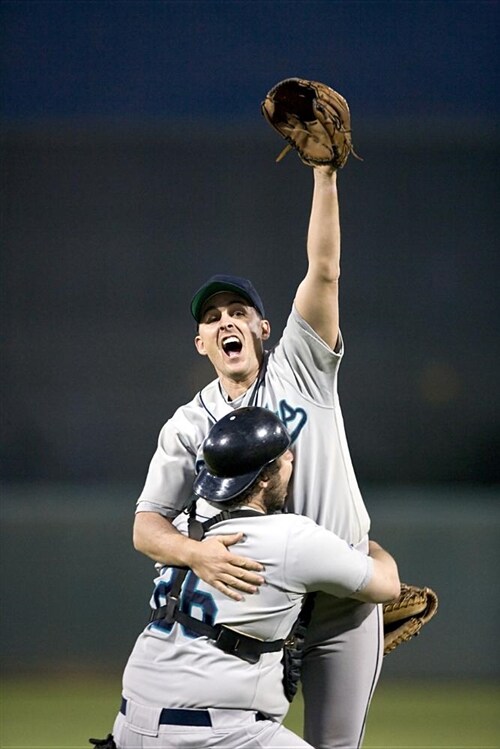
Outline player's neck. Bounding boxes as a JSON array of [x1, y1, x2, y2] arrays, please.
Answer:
[[245, 498, 267, 514], [219, 369, 259, 402]]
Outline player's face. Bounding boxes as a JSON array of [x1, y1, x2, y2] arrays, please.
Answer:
[[278, 449, 294, 495], [194, 292, 271, 384], [264, 449, 294, 513]]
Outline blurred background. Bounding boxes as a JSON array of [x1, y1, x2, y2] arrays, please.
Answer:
[[1, 0, 499, 745]]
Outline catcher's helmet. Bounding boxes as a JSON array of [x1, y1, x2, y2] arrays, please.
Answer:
[[193, 407, 291, 503]]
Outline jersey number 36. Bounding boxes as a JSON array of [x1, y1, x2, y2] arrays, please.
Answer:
[[150, 569, 218, 639]]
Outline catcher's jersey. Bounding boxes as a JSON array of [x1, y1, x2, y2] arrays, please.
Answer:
[[137, 306, 369, 544], [122, 512, 372, 719]]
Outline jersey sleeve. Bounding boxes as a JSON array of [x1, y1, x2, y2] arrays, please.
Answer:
[[282, 516, 372, 597], [272, 306, 344, 402], [135, 404, 205, 517]]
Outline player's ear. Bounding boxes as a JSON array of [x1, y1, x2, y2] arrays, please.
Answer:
[[194, 335, 208, 356], [260, 319, 271, 340]]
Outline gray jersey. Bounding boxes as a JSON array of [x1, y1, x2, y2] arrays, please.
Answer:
[[137, 306, 370, 545], [122, 512, 372, 719]]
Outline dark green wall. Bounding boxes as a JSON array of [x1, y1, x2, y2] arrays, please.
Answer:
[[1, 484, 498, 678], [2, 126, 498, 485]]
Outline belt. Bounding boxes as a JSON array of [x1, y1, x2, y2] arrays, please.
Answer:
[[120, 698, 267, 727]]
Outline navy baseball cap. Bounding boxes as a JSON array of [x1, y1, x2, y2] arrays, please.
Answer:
[[190, 274, 266, 323]]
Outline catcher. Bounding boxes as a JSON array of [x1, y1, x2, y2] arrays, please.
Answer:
[[90, 407, 402, 749]]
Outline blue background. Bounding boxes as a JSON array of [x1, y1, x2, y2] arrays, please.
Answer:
[[2, 0, 498, 121]]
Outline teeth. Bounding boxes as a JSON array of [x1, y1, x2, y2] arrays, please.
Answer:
[[222, 335, 242, 355]]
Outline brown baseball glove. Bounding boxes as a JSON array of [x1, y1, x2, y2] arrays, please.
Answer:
[[383, 582, 439, 655], [261, 77, 359, 168]]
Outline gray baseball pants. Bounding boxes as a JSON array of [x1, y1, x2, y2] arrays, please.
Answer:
[[302, 594, 384, 749]]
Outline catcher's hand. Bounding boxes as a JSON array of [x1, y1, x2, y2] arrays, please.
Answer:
[[383, 582, 439, 655], [261, 77, 359, 168]]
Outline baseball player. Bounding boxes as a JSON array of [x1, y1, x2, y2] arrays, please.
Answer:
[[105, 407, 400, 749], [133, 166, 380, 749]]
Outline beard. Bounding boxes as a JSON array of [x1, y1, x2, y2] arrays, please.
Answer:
[[263, 472, 288, 514]]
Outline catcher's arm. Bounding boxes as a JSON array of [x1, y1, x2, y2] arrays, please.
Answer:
[[294, 167, 340, 350], [351, 540, 401, 603], [133, 511, 265, 600]]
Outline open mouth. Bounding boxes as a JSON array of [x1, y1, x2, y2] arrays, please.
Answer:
[[222, 336, 243, 358]]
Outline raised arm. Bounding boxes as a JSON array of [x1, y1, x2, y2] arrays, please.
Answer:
[[294, 166, 340, 350], [133, 511, 265, 601]]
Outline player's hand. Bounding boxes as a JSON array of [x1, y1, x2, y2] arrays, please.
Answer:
[[188, 533, 265, 601]]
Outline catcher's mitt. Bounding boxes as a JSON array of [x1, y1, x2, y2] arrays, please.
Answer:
[[383, 583, 439, 655], [261, 77, 359, 168]]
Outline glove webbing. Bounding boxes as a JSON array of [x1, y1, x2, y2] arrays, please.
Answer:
[[149, 505, 285, 664]]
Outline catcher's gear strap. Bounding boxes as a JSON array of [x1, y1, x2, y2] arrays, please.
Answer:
[[149, 506, 284, 664], [150, 604, 284, 663], [286, 590, 316, 644], [282, 591, 316, 702]]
